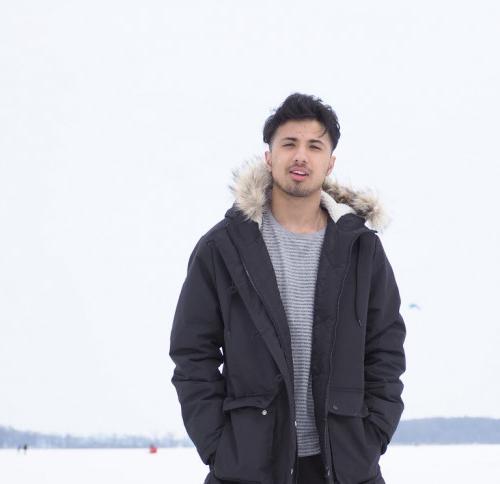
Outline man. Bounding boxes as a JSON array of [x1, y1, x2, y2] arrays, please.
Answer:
[[170, 93, 406, 484]]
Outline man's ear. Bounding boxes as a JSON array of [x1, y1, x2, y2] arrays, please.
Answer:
[[326, 154, 336, 176], [264, 150, 272, 171]]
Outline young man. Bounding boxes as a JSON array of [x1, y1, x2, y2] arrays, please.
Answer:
[[169, 93, 406, 484]]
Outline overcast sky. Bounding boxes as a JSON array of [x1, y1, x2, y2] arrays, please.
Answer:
[[1, 1, 499, 439]]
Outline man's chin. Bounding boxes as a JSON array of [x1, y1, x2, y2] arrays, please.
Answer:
[[274, 181, 320, 199]]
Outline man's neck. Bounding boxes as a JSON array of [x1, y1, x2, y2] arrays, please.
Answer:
[[269, 187, 327, 234]]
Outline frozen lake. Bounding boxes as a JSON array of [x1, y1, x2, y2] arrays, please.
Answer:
[[1, 445, 499, 483]]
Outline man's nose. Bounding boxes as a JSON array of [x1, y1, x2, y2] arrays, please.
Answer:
[[293, 144, 308, 163]]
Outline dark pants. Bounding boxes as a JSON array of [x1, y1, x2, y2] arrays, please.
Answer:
[[297, 453, 326, 484], [207, 454, 327, 484]]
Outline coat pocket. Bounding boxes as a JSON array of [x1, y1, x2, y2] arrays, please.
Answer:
[[212, 389, 280, 484], [328, 388, 383, 483]]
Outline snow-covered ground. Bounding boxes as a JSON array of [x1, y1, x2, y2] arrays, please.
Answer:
[[1, 445, 499, 483]]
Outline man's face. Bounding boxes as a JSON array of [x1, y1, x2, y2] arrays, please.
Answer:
[[264, 119, 336, 199]]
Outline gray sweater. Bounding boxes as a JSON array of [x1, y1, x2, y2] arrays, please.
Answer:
[[261, 204, 325, 457]]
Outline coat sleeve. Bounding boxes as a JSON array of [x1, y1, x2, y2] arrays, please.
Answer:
[[169, 236, 225, 465], [364, 235, 406, 455]]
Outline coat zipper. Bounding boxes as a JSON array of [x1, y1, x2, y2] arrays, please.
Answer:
[[323, 235, 359, 483], [241, 261, 293, 375], [241, 259, 298, 483]]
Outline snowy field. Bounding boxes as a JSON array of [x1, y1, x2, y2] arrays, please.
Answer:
[[1, 445, 499, 483]]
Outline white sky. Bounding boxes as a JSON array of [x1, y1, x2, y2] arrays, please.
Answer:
[[1, 1, 499, 438]]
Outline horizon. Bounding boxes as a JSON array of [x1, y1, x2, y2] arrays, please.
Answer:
[[3, 414, 500, 441]]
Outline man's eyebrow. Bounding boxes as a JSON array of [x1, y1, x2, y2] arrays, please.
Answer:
[[281, 136, 326, 145]]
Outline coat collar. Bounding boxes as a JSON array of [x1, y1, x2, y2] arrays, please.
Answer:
[[226, 155, 391, 233]]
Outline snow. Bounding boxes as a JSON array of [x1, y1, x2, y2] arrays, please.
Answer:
[[1, 445, 499, 483]]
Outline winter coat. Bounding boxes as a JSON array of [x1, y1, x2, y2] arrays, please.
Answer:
[[169, 157, 406, 484]]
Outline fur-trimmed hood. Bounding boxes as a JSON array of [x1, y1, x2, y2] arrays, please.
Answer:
[[228, 155, 391, 233]]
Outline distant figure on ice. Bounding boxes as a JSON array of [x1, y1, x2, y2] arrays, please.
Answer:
[[17, 444, 28, 453], [170, 93, 406, 483], [149, 444, 157, 454]]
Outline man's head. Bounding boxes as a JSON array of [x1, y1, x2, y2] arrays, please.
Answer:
[[263, 93, 340, 153], [263, 93, 340, 199]]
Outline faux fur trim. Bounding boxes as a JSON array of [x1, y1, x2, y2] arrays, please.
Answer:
[[228, 155, 391, 233]]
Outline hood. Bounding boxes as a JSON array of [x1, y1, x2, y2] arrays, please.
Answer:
[[228, 155, 391, 233]]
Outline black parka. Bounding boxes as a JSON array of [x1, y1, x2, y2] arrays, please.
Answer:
[[170, 158, 406, 484]]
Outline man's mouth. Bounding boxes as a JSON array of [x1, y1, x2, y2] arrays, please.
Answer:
[[289, 169, 309, 180]]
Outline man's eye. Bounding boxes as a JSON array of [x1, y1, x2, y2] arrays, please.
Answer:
[[283, 143, 294, 147], [311, 145, 321, 150]]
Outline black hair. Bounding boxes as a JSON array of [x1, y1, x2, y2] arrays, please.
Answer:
[[263, 92, 341, 153]]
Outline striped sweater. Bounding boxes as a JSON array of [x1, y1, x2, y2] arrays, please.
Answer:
[[260, 204, 325, 457]]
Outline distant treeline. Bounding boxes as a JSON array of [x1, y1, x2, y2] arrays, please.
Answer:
[[392, 417, 500, 444], [0, 425, 190, 449], [2, 417, 500, 448]]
